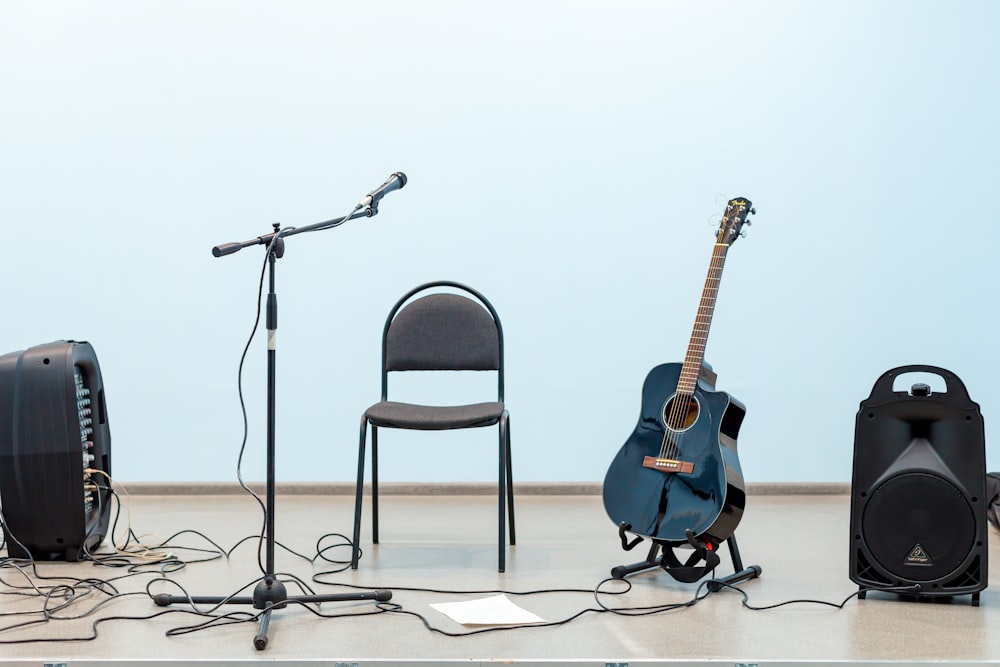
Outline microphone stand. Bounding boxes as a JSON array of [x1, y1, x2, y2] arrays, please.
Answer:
[[155, 205, 391, 650]]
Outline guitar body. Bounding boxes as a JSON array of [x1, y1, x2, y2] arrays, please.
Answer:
[[602, 362, 746, 543]]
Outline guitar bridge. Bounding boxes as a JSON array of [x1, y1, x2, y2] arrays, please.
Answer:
[[642, 456, 695, 474]]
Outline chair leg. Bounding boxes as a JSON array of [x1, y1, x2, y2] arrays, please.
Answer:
[[498, 412, 509, 573], [351, 415, 369, 569], [505, 414, 515, 546], [371, 425, 380, 545]]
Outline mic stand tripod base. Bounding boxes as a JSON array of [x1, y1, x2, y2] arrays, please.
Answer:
[[252, 578, 286, 649], [153, 581, 392, 651], [253, 577, 288, 610]]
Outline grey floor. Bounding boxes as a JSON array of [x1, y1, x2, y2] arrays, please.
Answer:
[[2, 491, 1000, 666]]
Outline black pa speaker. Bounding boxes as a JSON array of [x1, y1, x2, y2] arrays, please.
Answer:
[[0, 340, 112, 560], [850, 365, 987, 604]]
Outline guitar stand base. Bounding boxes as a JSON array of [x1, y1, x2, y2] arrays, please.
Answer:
[[611, 528, 761, 590]]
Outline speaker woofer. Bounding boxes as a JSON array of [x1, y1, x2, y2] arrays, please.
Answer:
[[862, 472, 975, 582]]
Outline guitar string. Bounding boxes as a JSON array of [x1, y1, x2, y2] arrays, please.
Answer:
[[658, 198, 745, 461], [661, 198, 747, 466], [661, 237, 729, 462], [660, 246, 715, 461], [664, 247, 718, 460]]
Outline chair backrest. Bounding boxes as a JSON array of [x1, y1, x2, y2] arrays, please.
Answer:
[[381, 281, 504, 401]]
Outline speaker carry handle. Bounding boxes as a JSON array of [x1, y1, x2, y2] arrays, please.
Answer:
[[866, 364, 974, 406]]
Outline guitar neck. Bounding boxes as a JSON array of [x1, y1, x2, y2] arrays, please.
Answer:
[[677, 243, 730, 395]]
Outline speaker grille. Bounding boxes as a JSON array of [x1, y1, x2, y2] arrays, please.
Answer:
[[862, 472, 975, 582]]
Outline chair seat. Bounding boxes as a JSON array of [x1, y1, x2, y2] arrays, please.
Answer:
[[365, 401, 504, 430]]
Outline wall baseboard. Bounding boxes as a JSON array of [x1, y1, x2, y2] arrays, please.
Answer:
[[116, 481, 851, 496]]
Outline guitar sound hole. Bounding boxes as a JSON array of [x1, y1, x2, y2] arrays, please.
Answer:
[[662, 395, 700, 432]]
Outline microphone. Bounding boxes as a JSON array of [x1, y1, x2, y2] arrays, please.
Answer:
[[357, 172, 407, 210]]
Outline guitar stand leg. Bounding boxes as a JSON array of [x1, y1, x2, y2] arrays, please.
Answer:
[[610, 542, 663, 579], [611, 532, 762, 588], [706, 535, 762, 592]]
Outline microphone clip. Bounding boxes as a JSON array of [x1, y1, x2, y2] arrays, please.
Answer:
[[352, 198, 379, 217]]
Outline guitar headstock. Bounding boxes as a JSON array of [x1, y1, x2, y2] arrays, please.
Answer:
[[716, 197, 755, 246]]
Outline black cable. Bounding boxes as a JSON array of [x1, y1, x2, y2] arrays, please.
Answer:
[[0, 607, 258, 645], [337, 576, 925, 638], [0, 496, 259, 642], [707, 579, 923, 611], [0, 543, 120, 599], [310, 572, 615, 597], [366, 577, 702, 638], [230, 227, 329, 576], [378, 601, 603, 637], [164, 597, 391, 638], [232, 239, 275, 576], [80, 489, 227, 571], [3, 512, 932, 646], [0, 508, 40, 568], [226, 534, 317, 563]]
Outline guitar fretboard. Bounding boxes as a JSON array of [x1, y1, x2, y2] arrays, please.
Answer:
[[676, 243, 729, 396]]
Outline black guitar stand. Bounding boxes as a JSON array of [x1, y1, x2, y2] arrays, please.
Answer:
[[155, 202, 398, 650], [612, 523, 761, 591]]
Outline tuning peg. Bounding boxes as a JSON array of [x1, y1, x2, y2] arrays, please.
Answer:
[[750, 207, 756, 215]]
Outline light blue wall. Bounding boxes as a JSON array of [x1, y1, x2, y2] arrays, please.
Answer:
[[3, 1, 997, 483]]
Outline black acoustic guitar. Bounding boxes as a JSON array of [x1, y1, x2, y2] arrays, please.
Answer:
[[603, 197, 754, 545]]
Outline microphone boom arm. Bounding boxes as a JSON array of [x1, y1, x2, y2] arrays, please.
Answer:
[[212, 207, 374, 258], [212, 171, 405, 258]]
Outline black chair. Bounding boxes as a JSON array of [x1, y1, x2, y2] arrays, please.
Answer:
[[351, 281, 515, 572]]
